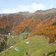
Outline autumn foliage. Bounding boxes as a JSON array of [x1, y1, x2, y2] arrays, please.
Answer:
[[0, 10, 56, 43]]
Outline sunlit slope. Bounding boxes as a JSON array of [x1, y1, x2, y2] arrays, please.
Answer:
[[0, 35, 56, 56]]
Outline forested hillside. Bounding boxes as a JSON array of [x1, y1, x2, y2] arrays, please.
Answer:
[[0, 8, 56, 43]]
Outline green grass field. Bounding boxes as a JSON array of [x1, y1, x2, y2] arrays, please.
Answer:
[[0, 35, 56, 56]]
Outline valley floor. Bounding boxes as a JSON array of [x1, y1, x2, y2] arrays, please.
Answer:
[[0, 35, 56, 56]]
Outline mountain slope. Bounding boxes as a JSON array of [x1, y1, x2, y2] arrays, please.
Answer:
[[0, 8, 56, 42]]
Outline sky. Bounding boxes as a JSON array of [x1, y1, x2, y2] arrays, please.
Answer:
[[0, 0, 56, 14]]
